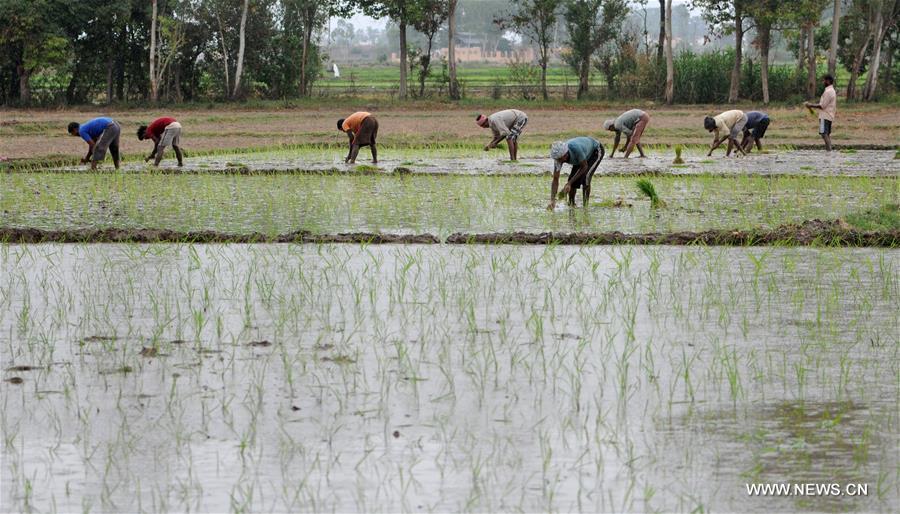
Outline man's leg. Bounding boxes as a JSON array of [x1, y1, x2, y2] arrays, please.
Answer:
[[110, 137, 120, 169], [822, 134, 832, 151], [582, 184, 590, 207], [370, 143, 377, 163], [348, 144, 361, 163], [173, 145, 184, 166], [568, 186, 577, 206], [636, 143, 646, 157], [755, 138, 763, 151], [508, 138, 517, 161]]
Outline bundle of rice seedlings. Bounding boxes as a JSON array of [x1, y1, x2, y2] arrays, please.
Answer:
[[636, 178, 666, 208], [673, 144, 684, 164]]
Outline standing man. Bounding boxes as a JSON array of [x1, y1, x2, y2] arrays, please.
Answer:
[[337, 111, 378, 164], [476, 109, 528, 161], [740, 111, 770, 154], [704, 109, 747, 157], [805, 74, 836, 152], [67, 117, 121, 170], [137, 116, 184, 167], [603, 108, 650, 158], [547, 137, 605, 210]]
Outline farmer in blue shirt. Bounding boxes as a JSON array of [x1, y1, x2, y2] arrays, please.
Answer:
[[67, 117, 121, 169], [547, 137, 605, 209], [740, 111, 770, 154]]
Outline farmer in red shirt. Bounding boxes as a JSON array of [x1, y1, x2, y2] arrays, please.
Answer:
[[137, 117, 184, 166], [337, 112, 378, 164]]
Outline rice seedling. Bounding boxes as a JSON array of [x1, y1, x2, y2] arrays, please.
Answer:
[[673, 144, 685, 164], [636, 178, 667, 208]]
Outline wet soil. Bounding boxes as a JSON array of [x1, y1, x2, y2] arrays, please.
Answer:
[[2, 219, 896, 246]]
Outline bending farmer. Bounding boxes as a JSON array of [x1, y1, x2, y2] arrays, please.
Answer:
[[137, 117, 184, 166], [338, 112, 379, 164], [476, 109, 528, 161], [704, 110, 747, 157], [548, 137, 605, 210], [604, 109, 650, 158], [68, 117, 121, 170], [740, 111, 770, 154]]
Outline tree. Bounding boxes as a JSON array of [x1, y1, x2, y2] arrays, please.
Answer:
[[786, 0, 828, 98], [232, 0, 249, 98], [412, 0, 448, 96], [361, 1, 421, 99], [562, 0, 628, 99], [828, 0, 842, 76], [150, 0, 184, 102], [862, 0, 899, 99], [664, 0, 673, 103], [448, 0, 460, 99], [746, 0, 792, 104], [0, 0, 69, 104], [692, 0, 752, 102], [657, 0, 665, 62], [496, 0, 562, 100]]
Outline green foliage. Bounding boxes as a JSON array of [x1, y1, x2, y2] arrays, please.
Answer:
[[844, 204, 900, 231], [562, 0, 628, 98]]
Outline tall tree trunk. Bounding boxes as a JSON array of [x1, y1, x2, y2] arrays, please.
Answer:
[[399, 20, 408, 99], [657, 0, 665, 63], [150, 0, 159, 102], [540, 54, 549, 100], [419, 38, 432, 97], [807, 24, 817, 98], [798, 27, 807, 73], [106, 60, 114, 104], [16, 65, 31, 104], [728, 6, 743, 103], [828, 0, 841, 76], [216, 13, 230, 97], [578, 56, 590, 98], [862, 8, 886, 100], [299, 10, 314, 97], [448, 0, 460, 100], [759, 23, 771, 104], [846, 36, 869, 99], [664, 0, 674, 103], [232, 0, 249, 98]]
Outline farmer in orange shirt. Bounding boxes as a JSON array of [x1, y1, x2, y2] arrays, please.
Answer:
[[337, 111, 378, 164]]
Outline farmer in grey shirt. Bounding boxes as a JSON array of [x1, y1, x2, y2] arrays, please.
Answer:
[[476, 109, 528, 161], [604, 109, 650, 158]]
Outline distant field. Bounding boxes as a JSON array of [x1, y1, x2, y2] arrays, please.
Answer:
[[315, 63, 598, 90], [2, 103, 897, 162]]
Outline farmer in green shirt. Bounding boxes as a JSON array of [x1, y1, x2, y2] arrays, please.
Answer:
[[547, 137, 605, 210], [604, 109, 650, 158]]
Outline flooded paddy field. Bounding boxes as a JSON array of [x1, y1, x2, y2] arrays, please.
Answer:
[[1, 243, 897, 513], [20, 148, 900, 178], [2, 172, 896, 238]]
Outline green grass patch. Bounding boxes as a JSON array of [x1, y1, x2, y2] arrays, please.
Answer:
[[845, 204, 900, 231]]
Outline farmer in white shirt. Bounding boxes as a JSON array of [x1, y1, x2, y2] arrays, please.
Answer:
[[805, 74, 837, 152], [476, 109, 528, 161]]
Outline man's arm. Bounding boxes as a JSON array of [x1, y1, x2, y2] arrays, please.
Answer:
[[145, 138, 160, 162], [547, 162, 561, 210], [485, 133, 507, 151], [82, 141, 95, 163], [707, 129, 724, 156], [345, 131, 354, 162], [609, 132, 621, 157]]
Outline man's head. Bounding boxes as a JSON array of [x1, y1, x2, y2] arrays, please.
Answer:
[[67, 122, 80, 136], [475, 114, 489, 128], [823, 74, 834, 86], [550, 141, 568, 162], [703, 116, 716, 132], [337, 119, 346, 131], [137, 125, 148, 140], [602, 119, 615, 132]]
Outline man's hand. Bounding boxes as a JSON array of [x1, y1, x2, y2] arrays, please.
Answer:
[[483, 145, 491, 151], [546, 201, 556, 211], [80, 158, 89, 164], [144, 156, 152, 163]]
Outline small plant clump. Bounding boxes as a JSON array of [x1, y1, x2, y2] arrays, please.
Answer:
[[673, 144, 685, 164], [636, 178, 666, 208]]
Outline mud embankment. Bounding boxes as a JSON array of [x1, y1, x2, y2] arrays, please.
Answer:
[[1, 220, 897, 247]]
